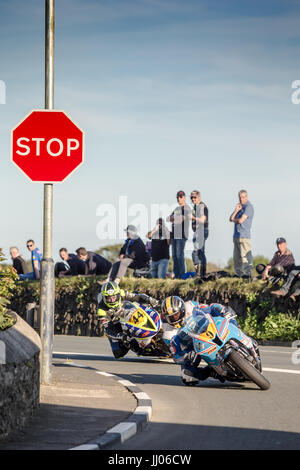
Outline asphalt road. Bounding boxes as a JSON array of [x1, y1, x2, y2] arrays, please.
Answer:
[[54, 336, 300, 450]]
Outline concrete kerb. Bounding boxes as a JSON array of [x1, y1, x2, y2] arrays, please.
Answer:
[[64, 362, 152, 451]]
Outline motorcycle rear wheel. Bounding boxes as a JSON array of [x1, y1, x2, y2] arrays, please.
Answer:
[[227, 350, 271, 391]]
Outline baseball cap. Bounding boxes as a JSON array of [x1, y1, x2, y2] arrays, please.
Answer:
[[176, 190, 185, 198], [276, 237, 286, 244], [124, 224, 138, 234]]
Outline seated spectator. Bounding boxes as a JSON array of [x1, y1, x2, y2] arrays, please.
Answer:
[[256, 237, 295, 281], [105, 225, 150, 284], [76, 247, 112, 276], [147, 218, 170, 279], [10, 246, 28, 275], [19, 240, 43, 281], [271, 266, 300, 301], [55, 248, 86, 277]]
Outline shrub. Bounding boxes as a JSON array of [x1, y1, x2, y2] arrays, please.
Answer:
[[0, 249, 18, 330], [8, 274, 300, 340]]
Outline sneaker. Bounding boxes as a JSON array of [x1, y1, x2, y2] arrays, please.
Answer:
[[271, 289, 287, 297]]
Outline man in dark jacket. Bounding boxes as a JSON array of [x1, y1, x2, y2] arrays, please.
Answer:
[[76, 247, 112, 276], [55, 248, 86, 277], [105, 225, 149, 284], [10, 246, 28, 275]]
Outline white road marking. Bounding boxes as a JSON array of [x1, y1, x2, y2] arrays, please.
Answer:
[[263, 367, 300, 375], [54, 351, 173, 363]]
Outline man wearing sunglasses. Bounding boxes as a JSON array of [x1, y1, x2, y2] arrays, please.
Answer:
[[190, 190, 209, 278], [19, 239, 43, 281], [167, 191, 192, 279]]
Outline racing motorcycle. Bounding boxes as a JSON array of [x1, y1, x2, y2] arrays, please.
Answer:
[[104, 301, 171, 358], [186, 310, 270, 390]]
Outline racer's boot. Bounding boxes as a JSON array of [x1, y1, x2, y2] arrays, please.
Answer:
[[181, 368, 199, 386], [199, 366, 225, 383]]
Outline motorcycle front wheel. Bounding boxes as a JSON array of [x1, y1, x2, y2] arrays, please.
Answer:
[[226, 350, 271, 391]]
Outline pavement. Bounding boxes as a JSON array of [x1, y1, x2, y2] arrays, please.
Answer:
[[0, 359, 152, 451]]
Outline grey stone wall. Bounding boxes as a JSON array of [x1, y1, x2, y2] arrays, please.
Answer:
[[0, 312, 41, 442]]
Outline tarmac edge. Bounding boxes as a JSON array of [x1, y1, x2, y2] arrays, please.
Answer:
[[65, 363, 152, 451]]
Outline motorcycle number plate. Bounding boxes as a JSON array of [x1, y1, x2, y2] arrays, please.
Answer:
[[130, 311, 146, 327], [198, 322, 217, 342]]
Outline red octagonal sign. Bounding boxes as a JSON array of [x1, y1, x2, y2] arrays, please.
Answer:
[[11, 110, 84, 182]]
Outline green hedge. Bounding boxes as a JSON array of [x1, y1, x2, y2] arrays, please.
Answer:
[[9, 276, 300, 341]]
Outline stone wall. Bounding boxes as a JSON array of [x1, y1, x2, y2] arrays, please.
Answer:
[[0, 312, 41, 442]]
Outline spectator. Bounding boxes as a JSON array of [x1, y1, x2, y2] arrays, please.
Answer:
[[167, 190, 192, 279], [10, 246, 28, 275], [55, 248, 85, 277], [105, 225, 150, 284], [147, 218, 170, 279], [229, 190, 254, 279], [256, 237, 295, 280], [76, 247, 112, 276], [271, 264, 300, 301], [19, 239, 43, 281], [190, 189, 209, 278]]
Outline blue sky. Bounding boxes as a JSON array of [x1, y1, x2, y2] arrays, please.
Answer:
[[1, 0, 300, 266]]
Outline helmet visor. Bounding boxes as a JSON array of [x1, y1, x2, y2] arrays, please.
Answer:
[[166, 310, 183, 325], [105, 294, 119, 304]]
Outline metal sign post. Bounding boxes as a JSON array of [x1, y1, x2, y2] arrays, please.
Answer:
[[40, 0, 55, 385]]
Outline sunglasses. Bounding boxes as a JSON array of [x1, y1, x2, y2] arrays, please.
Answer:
[[177, 195, 185, 199], [190, 196, 198, 199], [27, 244, 33, 248]]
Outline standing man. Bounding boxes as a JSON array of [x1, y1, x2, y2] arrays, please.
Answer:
[[10, 246, 28, 275], [167, 191, 192, 279], [229, 190, 254, 279], [190, 190, 209, 278], [19, 239, 43, 280], [148, 218, 170, 279]]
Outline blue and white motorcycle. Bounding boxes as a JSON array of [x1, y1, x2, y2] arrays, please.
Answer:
[[182, 310, 270, 390]]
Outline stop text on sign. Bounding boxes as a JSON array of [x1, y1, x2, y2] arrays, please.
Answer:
[[11, 110, 84, 183], [16, 137, 80, 157]]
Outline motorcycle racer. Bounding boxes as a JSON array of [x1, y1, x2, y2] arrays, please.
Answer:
[[97, 281, 159, 358], [161, 296, 239, 385]]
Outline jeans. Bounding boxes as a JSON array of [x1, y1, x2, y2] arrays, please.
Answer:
[[19, 272, 36, 281], [171, 238, 186, 279], [192, 231, 207, 276], [281, 266, 300, 293], [150, 259, 169, 279]]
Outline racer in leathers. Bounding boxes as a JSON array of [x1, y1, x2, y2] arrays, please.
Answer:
[[161, 296, 239, 385], [97, 281, 159, 359]]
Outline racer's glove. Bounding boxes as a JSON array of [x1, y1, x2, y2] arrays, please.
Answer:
[[138, 293, 151, 304], [183, 350, 201, 367], [149, 297, 159, 308]]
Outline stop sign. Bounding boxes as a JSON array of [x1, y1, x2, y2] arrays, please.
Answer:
[[11, 110, 84, 182]]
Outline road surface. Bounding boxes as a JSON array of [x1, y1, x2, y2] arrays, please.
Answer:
[[54, 336, 300, 450]]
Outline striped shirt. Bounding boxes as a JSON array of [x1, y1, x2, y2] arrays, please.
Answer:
[[269, 249, 295, 269]]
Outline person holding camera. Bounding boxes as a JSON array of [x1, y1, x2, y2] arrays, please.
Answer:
[[147, 218, 170, 279]]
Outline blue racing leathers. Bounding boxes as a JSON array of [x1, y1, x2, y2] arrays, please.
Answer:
[[168, 302, 237, 383]]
